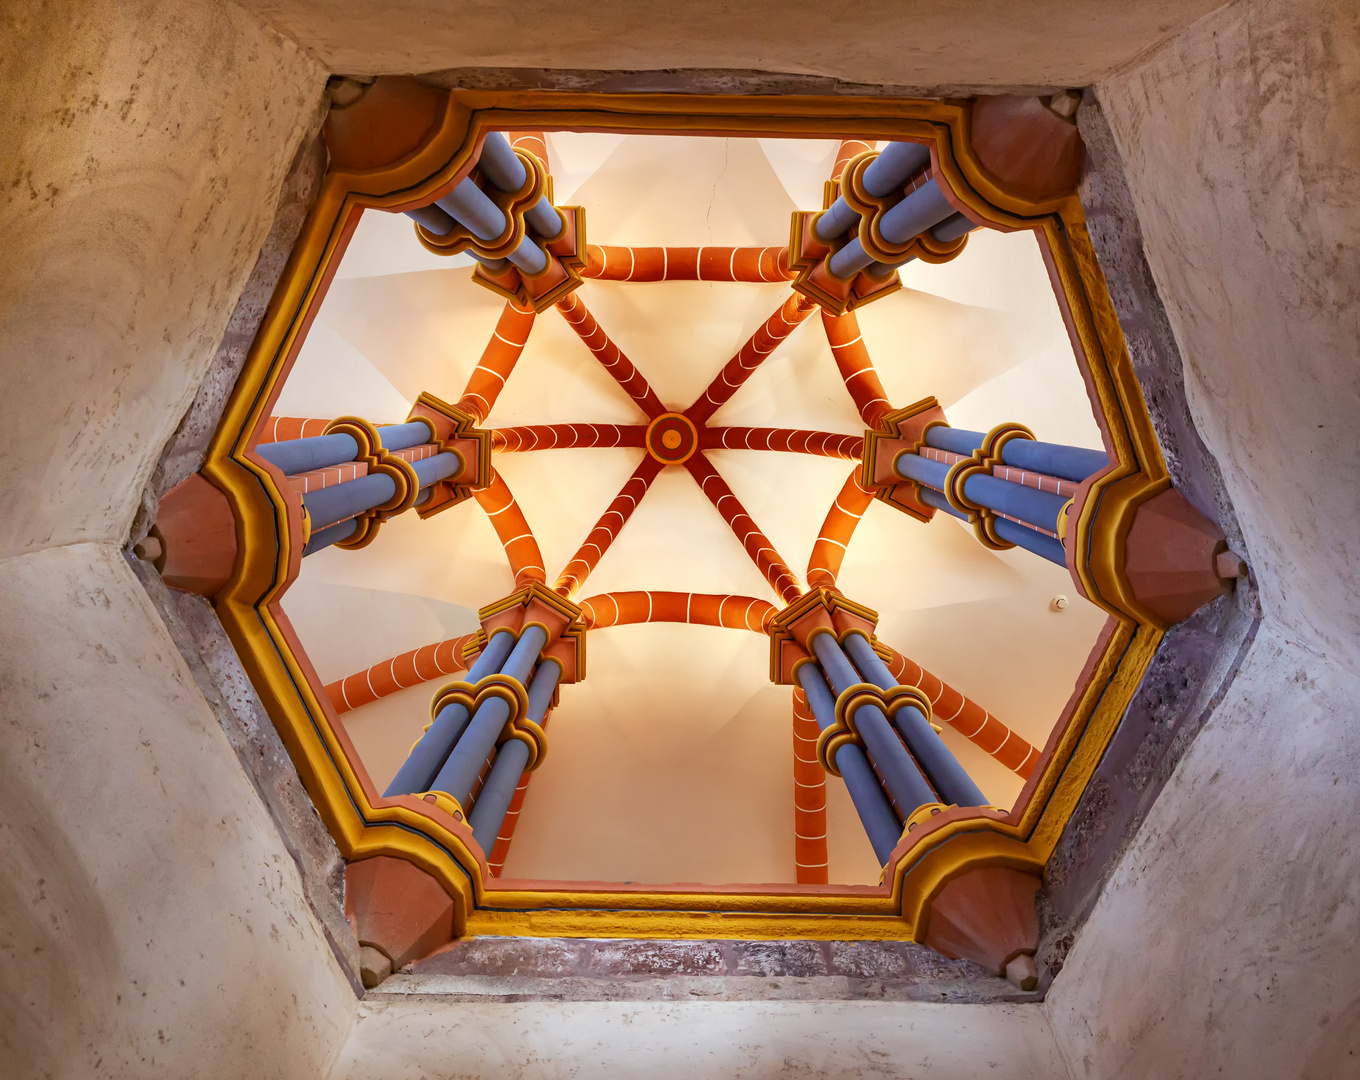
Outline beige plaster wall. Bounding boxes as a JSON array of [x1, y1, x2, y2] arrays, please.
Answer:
[[0, 545, 356, 1079], [0, 0, 326, 558], [237, 0, 1226, 90], [0, 3, 356, 1078], [1095, 0, 1360, 669], [1047, 1, 1360, 1076], [331, 999, 1070, 1080]]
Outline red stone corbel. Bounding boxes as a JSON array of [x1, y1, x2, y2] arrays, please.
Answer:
[[141, 473, 240, 597], [322, 76, 448, 173], [970, 94, 1086, 203], [922, 865, 1042, 990], [1123, 487, 1245, 624], [344, 855, 456, 985]]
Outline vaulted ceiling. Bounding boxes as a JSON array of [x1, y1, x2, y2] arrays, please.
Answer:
[[277, 133, 1108, 885]]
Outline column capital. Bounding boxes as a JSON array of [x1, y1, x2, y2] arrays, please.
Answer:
[[860, 395, 949, 522], [768, 587, 882, 685], [406, 391, 491, 516], [466, 582, 587, 684]]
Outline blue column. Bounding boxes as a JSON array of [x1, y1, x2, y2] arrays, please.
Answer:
[[961, 473, 1069, 534], [405, 205, 458, 236], [842, 633, 987, 808], [411, 452, 460, 487], [930, 213, 977, 244], [477, 132, 528, 191], [994, 518, 1067, 565], [383, 629, 519, 797], [303, 518, 358, 556], [923, 427, 985, 456], [999, 439, 1107, 482], [894, 452, 951, 491], [923, 427, 1107, 483], [256, 432, 360, 475], [797, 665, 901, 863], [429, 626, 549, 806], [377, 421, 435, 451], [476, 132, 563, 241], [918, 487, 970, 521], [302, 473, 397, 532], [815, 141, 932, 244], [436, 178, 549, 275], [828, 179, 958, 279], [468, 659, 562, 852], [810, 635, 937, 818]]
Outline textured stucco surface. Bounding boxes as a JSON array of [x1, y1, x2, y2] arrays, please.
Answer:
[[1046, 627, 1360, 1079], [331, 999, 1069, 1080], [0, 544, 355, 1079], [1046, 1, 1360, 1077], [1095, 0, 1360, 666], [0, 3, 355, 1078], [237, 0, 1225, 89], [0, 0, 326, 558]]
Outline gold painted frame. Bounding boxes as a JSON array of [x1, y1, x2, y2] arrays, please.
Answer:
[[203, 90, 1167, 940]]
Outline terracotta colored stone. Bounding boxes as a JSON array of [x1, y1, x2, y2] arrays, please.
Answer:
[[154, 473, 238, 596], [1125, 487, 1232, 624], [971, 95, 1085, 202], [322, 76, 447, 172], [923, 866, 1041, 976], [344, 855, 456, 970]]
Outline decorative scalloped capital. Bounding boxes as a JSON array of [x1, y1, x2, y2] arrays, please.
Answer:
[[462, 581, 588, 685]]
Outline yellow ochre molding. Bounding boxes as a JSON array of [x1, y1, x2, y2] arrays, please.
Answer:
[[201, 89, 1168, 942]]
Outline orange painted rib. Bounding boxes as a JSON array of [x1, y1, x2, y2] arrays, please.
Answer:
[[474, 470, 547, 585], [821, 309, 894, 428], [701, 427, 863, 460], [881, 645, 1041, 779], [324, 633, 480, 715], [555, 293, 667, 419], [509, 131, 548, 162], [833, 138, 875, 179], [579, 591, 777, 632], [807, 469, 876, 591], [492, 423, 647, 452], [582, 245, 793, 282], [260, 416, 331, 443], [458, 301, 536, 422], [686, 293, 818, 424], [554, 456, 663, 597], [792, 686, 829, 884], [685, 454, 804, 603]]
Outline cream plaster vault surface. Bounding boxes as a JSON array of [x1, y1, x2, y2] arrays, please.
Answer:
[[281, 133, 1107, 887], [1046, 1, 1360, 1078], [330, 999, 1070, 1080], [237, 0, 1225, 91]]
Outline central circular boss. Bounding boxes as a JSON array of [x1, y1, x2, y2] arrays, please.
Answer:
[[645, 412, 699, 465]]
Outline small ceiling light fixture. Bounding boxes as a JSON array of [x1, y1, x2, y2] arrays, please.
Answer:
[[1051, 595, 1070, 612]]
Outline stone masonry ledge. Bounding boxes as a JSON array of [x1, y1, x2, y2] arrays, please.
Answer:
[[369, 937, 1035, 1003]]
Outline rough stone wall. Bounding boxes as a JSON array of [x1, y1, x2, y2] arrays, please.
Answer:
[[380, 935, 1029, 1003], [1046, 1, 1360, 1076], [0, 2, 357, 1078]]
